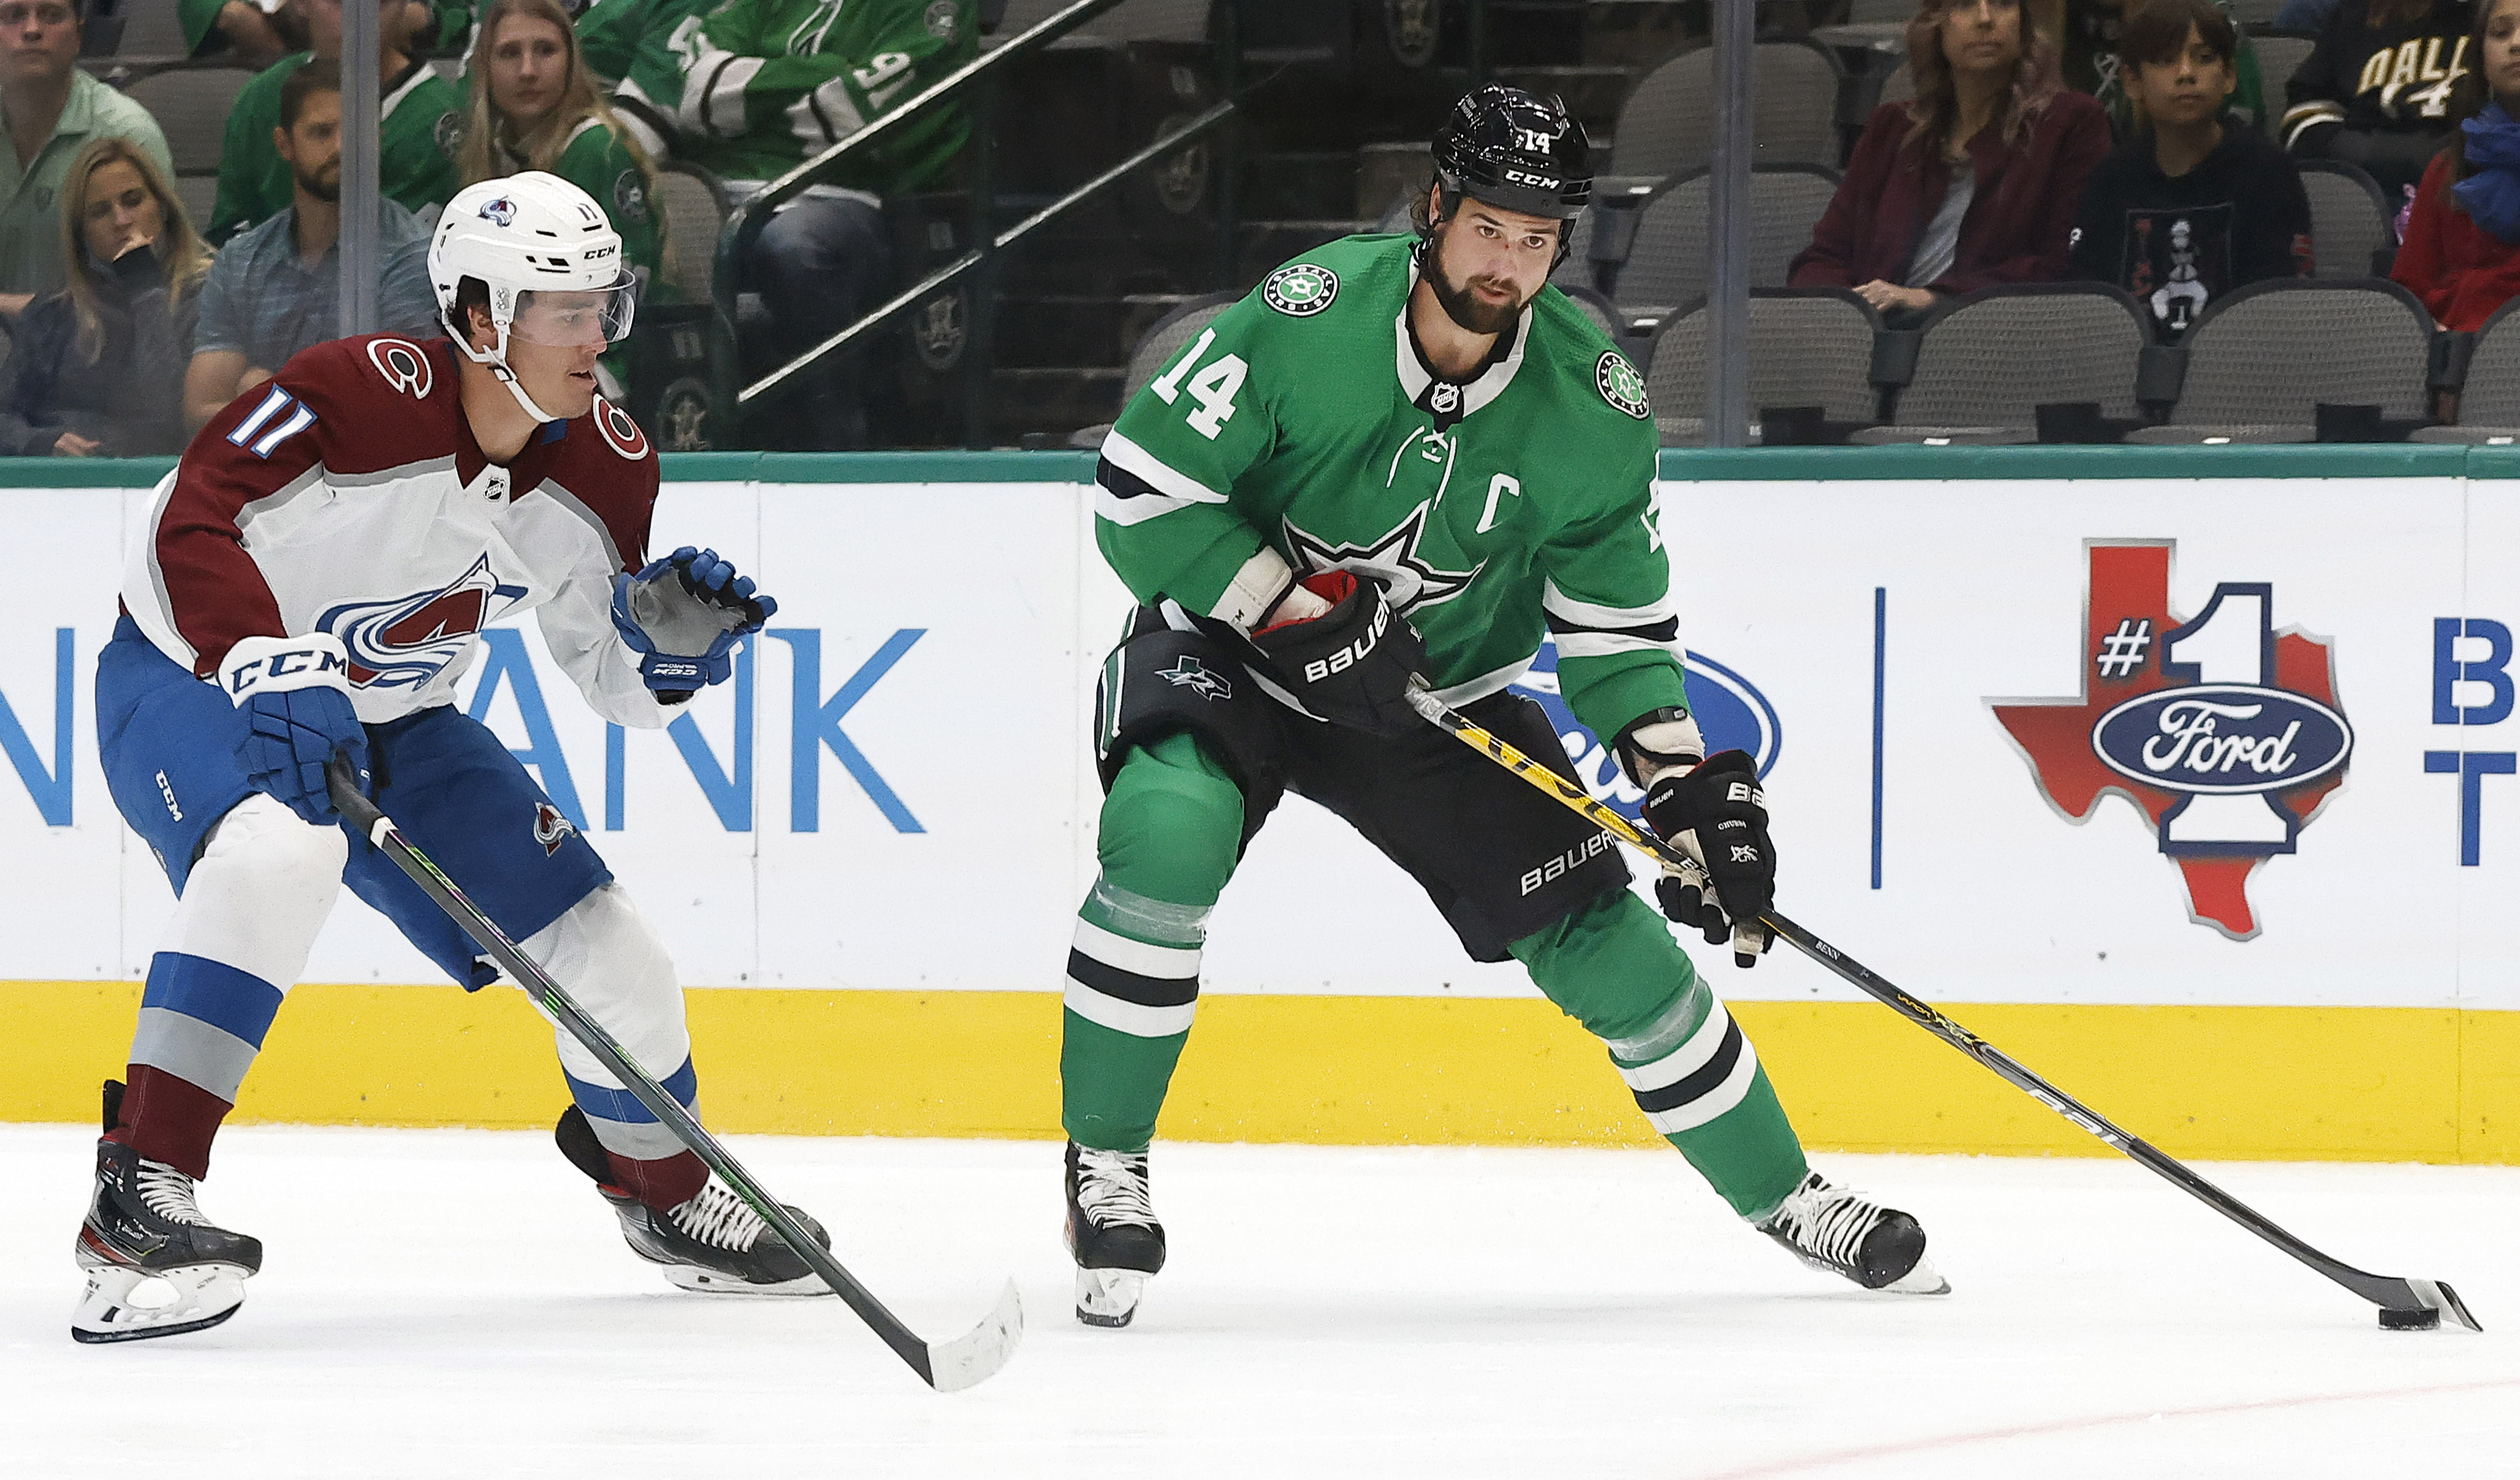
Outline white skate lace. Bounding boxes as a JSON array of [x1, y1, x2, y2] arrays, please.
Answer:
[[1766, 1173, 1882, 1271], [134, 1159, 209, 1227], [668, 1181, 767, 1252], [1074, 1148, 1157, 1231]]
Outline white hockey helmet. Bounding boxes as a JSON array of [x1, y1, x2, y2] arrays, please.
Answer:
[[430, 172, 637, 421]]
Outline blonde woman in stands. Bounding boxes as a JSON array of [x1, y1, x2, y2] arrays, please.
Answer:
[[457, 0, 665, 298], [1790, 0, 2111, 322], [0, 137, 211, 456]]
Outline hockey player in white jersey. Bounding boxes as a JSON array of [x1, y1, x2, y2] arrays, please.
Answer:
[[74, 172, 826, 1343]]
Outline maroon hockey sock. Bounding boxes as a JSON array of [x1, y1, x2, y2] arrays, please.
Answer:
[[607, 1148, 709, 1210], [106, 1064, 233, 1180]]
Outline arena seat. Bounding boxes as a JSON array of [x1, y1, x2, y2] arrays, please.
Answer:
[[2299, 159, 2395, 278], [653, 165, 730, 305], [1604, 41, 1844, 184], [2414, 297, 2520, 443], [1858, 284, 2151, 444], [2126, 278, 2434, 442], [1608, 165, 1840, 326], [1646, 288, 1882, 446]]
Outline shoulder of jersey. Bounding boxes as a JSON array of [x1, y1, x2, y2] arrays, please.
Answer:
[[239, 335, 458, 466], [1250, 232, 1412, 327], [573, 394, 659, 469], [1529, 295, 1653, 428]]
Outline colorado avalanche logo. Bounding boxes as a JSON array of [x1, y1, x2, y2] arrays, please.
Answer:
[[367, 337, 432, 398], [479, 197, 517, 226], [317, 554, 528, 689], [533, 802, 577, 856], [593, 396, 648, 460]]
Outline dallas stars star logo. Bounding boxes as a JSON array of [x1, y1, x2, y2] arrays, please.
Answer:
[[1157, 655, 1232, 701], [1283, 501, 1483, 615]]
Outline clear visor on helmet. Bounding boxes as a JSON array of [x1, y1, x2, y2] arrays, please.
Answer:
[[508, 279, 638, 348]]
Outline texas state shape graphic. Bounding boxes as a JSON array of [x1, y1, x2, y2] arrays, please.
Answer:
[[1989, 542, 2351, 941]]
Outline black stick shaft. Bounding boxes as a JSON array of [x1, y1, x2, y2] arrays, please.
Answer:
[[1401, 688, 2476, 1329], [323, 761, 974, 1383]]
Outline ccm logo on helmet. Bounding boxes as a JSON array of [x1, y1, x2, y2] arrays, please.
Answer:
[[1302, 600, 1389, 682], [1503, 169, 1560, 188], [583, 244, 618, 261]]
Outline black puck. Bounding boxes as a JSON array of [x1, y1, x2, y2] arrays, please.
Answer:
[[2379, 1306, 2442, 1330]]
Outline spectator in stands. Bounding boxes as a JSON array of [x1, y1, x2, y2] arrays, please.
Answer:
[[2071, 0, 2313, 335], [0, 0, 174, 316], [2395, 0, 2520, 328], [1791, 0, 2111, 319], [577, 0, 709, 90], [2062, 0, 2268, 137], [2280, 0, 2473, 200], [184, 60, 440, 431], [2275, 0, 2346, 34], [619, 0, 977, 447], [0, 137, 211, 455], [459, 0, 662, 288], [207, 0, 459, 243], [179, 0, 307, 67]]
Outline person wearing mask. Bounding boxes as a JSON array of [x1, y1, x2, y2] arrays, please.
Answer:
[[0, 0, 174, 315], [2395, 0, 2520, 327], [2281, 0, 2474, 200], [0, 137, 211, 456], [184, 60, 441, 431], [2071, 0, 2315, 335], [1792, 0, 2112, 319], [207, 0, 460, 242], [2062, 0, 2268, 137]]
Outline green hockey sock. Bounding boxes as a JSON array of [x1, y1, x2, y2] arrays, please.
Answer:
[[1512, 891, 1810, 1219], [1060, 732, 1246, 1152]]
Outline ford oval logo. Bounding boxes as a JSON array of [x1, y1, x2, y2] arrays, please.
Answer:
[[2089, 685, 2353, 797]]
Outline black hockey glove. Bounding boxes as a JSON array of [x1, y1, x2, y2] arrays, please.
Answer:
[[1248, 570, 1429, 738], [1640, 750, 1776, 968]]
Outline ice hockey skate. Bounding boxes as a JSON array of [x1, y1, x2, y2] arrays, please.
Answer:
[[556, 1107, 833, 1295], [1065, 1142, 1165, 1328], [1756, 1171, 1949, 1294], [72, 1084, 263, 1343]]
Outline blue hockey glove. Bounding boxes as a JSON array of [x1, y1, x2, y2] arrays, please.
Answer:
[[219, 634, 370, 826], [610, 546, 777, 699]]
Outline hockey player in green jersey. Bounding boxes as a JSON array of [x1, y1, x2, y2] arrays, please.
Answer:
[[1062, 85, 1948, 1329]]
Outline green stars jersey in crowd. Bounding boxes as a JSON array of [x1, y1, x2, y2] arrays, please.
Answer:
[[208, 53, 461, 243], [1097, 231, 1690, 747], [619, 0, 974, 193]]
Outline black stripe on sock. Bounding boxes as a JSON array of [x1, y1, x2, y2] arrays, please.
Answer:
[[1631, 1018, 1744, 1115], [1066, 950, 1199, 1009], [1545, 613, 1681, 642]]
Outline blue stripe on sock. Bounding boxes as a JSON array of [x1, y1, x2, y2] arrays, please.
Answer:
[[140, 953, 286, 1049], [565, 1056, 697, 1126]]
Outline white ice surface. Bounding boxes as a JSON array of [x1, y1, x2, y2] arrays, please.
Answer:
[[2, 1126, 2512, 1479]]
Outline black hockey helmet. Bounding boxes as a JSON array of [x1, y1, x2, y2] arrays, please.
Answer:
[[1428, 84, 1593, 227]]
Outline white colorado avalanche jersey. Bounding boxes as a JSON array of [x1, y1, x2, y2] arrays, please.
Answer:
[[123, 334, 674, 729]]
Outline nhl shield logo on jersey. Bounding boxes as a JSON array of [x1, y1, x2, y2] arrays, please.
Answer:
[[1263, 263, 1338, 317], [1595, 352, 1650, 420], [1157, 655, 1231, 701], [533, 801, 578, 857], [1990, 541, 2355, 940]]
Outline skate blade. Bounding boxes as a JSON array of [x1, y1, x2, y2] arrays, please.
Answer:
[[70, 1260, 250, 1343], [661, 1264, 835, 1297], [1075, 1266, 1146, 1329], [1880, 1254, 1951, 1296]]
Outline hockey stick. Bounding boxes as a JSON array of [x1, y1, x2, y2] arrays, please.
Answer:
[[323, 760, 1024, 1388], [1401, 687, 2481, 1333]]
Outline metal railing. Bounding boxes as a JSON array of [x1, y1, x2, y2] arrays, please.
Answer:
[[712, 0, 1245, 446]]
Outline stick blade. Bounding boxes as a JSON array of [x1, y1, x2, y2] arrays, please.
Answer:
[[922, 1279, 1024, 1392], [2407, 1278, 2484, 1333]]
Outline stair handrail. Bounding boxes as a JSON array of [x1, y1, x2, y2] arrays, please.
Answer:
[[707, 0, 1132, 323]]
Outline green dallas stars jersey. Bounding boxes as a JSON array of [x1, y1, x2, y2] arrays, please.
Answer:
[[619, 0, 973, 193], [1097, 231, 1687, 745]]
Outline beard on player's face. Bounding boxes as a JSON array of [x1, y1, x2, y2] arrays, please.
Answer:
[[1426, 219, 1536, 335]]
